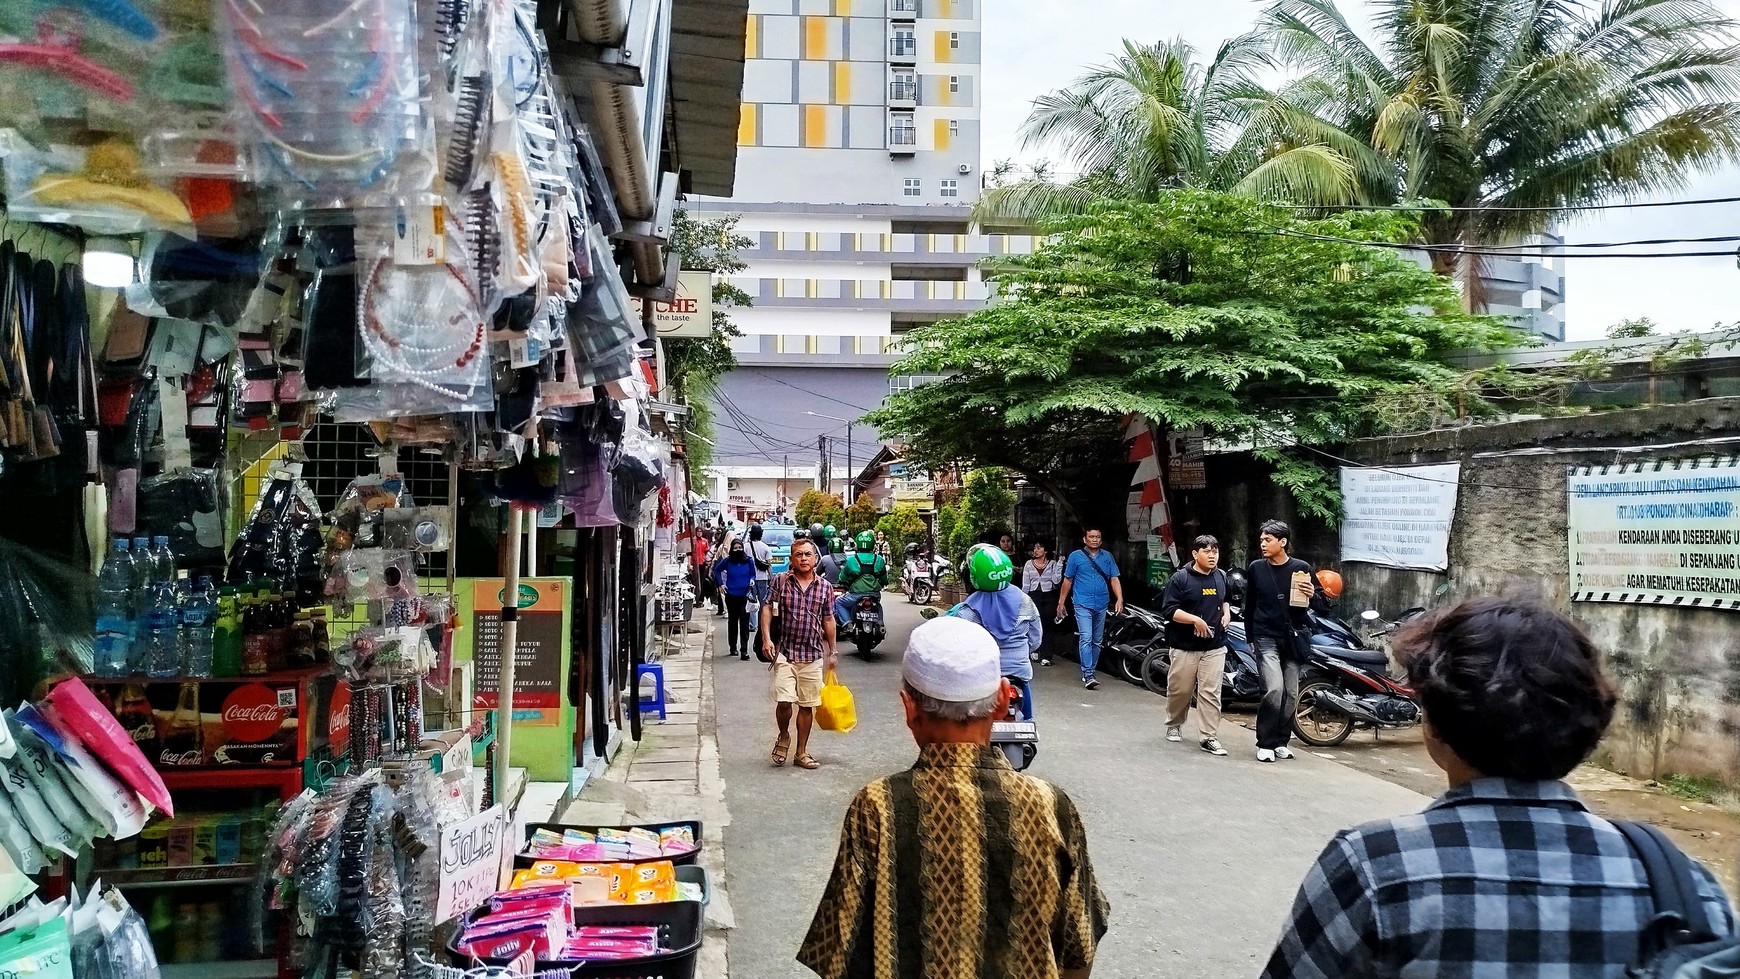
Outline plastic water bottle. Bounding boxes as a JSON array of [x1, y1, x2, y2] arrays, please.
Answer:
[[139, 582, 183, 679], [129, 537, 152, 619], [180, 576, 216, 678], [150, 536, 177, 593], [94, 539, 135, 676]]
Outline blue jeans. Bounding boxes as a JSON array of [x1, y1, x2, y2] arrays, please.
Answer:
[[833, 593, 857, 626], [755, 579, 770, 602], [1073, 606, 1107, 679]]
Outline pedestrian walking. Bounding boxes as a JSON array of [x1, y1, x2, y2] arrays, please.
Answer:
[[1160, 535, 1230, 756], [1022, 541, 1063, 666], [873, 530, 891, 563], [760, 537, 837, 771], [1245, 519, 1313, 763], [746, 523, 774, 603], [798, 616, 1109, 979], [1263, 598, 1737, 978], [1056, 526, 1123, 690], [712, 539, 758, 660], [951, 545, 1042, 711]]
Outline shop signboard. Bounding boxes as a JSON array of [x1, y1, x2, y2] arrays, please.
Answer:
[[435, 804, 506, 923], [630, 271, 713, 339], [1567, 457, 1740, 609], [1339, 464, 1461, 572], [471, 579, 565, 722]]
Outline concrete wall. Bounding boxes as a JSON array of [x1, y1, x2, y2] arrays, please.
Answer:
[[1189, 400, 1740, 788]]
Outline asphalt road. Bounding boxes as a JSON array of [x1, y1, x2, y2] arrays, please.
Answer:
[[712, 597, 1429, 979]]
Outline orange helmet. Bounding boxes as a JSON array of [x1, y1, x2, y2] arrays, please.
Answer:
[[1315, 569, 1344, 600]]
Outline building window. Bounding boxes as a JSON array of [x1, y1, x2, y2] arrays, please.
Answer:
[[903, 178, 921, 197], [889, 374, 945, 394], [948, 75, 960, 93], [890, 70, 917, 103], [891, 27, 916, 58], [890, 114, 916, 147], [949, 120, 959, 135], [949, 32, 960, 49], [940, 179, 958, 197]]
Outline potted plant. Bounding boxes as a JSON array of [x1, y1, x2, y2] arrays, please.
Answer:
[[936, 570, 963, 607]]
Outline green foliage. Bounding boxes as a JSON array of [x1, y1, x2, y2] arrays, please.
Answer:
[[935, 504, 962, 562], [957, 469, 1016, 549], [665, 210, 754, 470], [867, 191, 1520, 520], [876, 505, 929, 568], [1607, 318, 1659, 340], [794, 489, 829, 527], [1257, 0, 1740, 294], [819, 504, 848, 533], [845, 493, 880, 535], [1660, 772, 1725, 805]]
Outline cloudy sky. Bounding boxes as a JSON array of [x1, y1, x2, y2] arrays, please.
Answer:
[[980, 0, 1740, 341]]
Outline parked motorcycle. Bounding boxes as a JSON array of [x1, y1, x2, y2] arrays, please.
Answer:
[[1292, 608, 1428, 747], [902, 549, 949, 605], [1101, 604, 1168, 685], [1138, 612, 1265, 704]]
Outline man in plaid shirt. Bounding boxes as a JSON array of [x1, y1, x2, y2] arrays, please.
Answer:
[[1264, 598, 1736, 978], [761, 537, 838, 771]]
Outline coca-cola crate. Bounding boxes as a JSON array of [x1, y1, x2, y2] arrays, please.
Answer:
[[86, 668, 332, 769]]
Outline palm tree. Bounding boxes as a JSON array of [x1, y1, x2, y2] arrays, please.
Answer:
[[976, 38, 1393, 226], [1257, 0, 1740, 295]]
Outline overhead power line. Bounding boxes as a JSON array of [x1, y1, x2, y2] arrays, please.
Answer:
[[1262, 227, 1740, 260], [1288, 195, 1740, 214]]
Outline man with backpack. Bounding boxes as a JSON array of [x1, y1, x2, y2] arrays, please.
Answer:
[[1159, 535, 1230, 756], [832, 531, 888, 627], [1263, 598, 1737, 978], [746, 524, 774, 603], [1056, 526, 1123, 691]]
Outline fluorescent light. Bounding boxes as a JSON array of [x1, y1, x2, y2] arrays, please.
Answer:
[[83, 237, 135, 288]]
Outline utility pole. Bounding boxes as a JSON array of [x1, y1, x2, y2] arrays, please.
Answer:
[[817, 435, 827, 494], [845, 423, 854, 505], [781, 454, 789, 513]]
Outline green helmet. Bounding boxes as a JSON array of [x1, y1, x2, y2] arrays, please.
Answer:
[[855, 531, 875, 552], [829, 537, 845, 554], [824, 524, 838, 539], [966, 544, 1015, 592]]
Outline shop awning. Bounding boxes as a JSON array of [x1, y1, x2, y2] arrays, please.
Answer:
[[667, 0, 749, 197]]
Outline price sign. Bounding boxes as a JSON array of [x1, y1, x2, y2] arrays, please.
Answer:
[[435, 804, 506, 923]]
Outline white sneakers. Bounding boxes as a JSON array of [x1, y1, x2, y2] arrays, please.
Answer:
[[1200, 739, 1227, 756], [1256, 748, 1276, 763], [1165, 726, 1183, 743], [1257, 746, 1297, 763], [1274, 746, 1295, 760]]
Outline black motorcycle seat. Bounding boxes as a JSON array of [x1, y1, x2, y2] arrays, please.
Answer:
[[1319, 646, 1390, 667]]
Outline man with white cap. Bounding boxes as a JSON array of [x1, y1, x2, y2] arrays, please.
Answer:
[[798, 616, 1109, 979]]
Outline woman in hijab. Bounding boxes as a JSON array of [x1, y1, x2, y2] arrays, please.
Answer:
[[952, 544, 1043, 704], [712, 539, 759, 659]]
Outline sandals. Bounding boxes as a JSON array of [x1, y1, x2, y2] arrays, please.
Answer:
[[771, 736, 790, 767], [793, 754, 820, 770]]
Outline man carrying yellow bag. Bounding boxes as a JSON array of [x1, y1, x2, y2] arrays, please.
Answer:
[[816, 671, 856, 733]]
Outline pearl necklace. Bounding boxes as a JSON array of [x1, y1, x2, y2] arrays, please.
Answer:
[[357, 251, 487, 401]]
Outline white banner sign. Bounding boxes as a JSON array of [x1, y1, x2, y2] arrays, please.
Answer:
[[436, 804, 506, 923], [1339, 464, 1461, 571], [1567, 457, 1740, 610], [631, 271, 714, 339]]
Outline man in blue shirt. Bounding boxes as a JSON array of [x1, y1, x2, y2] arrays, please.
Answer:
[[1055, 526, 1123, 690]]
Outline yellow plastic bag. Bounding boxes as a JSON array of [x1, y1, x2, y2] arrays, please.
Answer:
[[816, 670, 856, 733]]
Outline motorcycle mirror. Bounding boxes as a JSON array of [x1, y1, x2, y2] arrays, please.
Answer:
[[1360, 609, 1382, 622]]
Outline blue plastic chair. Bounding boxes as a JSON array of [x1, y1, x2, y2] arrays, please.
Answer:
[[635, 663, 668, 720]]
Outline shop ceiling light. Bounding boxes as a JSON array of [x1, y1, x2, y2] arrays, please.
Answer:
[[84, 236, 135, 288]]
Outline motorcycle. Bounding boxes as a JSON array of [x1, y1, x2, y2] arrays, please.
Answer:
[[991, 678, 1038, 770], [1291, 608, 1428, 747], [1138, 611, 1265, 704], [902, 551, 949, 605], [837, 590, 887, 656], [1101, 603, 1168, 685]]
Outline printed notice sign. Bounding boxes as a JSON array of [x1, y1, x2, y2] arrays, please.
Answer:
[[436, 804, 506, 923], [1339, 464, 1461, 572], [1567, 457, 1740, 610]]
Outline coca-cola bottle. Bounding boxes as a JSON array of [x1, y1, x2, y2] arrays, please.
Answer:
[[115, 684, 159, 761], [160, 682, 205, 766]]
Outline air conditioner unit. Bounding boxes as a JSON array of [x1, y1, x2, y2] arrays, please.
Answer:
[[728, 479, 742, 491], [958, 163, 973, 174]]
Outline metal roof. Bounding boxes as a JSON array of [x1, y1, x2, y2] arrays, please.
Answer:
[[668, 0, 748, 197]]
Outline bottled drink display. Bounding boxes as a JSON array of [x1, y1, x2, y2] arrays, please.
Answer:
[[240, 596, 269, 676], [162, 682, 204, 766], [180, 576, 217, 677], [114, 683, 159, 760], [139, 583, 182, 680], [212, 587, 241, 678], [129, 536, 152, 618], [95, 539, 135, 676]]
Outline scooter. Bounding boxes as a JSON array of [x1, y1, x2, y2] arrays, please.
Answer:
[[1102, 603, 1168, 685], [1138, 610, 1265, 704], [902, 551, 949, 605], [992, 678, 1038, 770], [837, 590, 887, 656]]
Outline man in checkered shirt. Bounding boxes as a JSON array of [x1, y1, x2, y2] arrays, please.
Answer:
[[1264, 598, 1736, 978]]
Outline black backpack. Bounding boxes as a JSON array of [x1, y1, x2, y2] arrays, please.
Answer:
[[1616, 821, 1740, 978]]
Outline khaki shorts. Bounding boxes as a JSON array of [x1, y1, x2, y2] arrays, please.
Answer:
[[772, 656, 826, 708]]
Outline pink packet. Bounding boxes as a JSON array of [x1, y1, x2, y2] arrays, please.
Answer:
[[455, 925, 551, 962], [45, 677, 173, 816], [576, 926, 659, 940]]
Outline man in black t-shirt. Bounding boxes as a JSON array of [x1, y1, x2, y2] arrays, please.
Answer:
[[1245, 520, 1316, 764], [1160, 535, 1231, 756]]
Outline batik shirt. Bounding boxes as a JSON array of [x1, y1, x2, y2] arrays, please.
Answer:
[[798, 743, 1109, 979]]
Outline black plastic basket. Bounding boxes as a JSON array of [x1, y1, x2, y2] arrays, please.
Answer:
[[449, 900, 703, 979], [518, 820, 704, 868]]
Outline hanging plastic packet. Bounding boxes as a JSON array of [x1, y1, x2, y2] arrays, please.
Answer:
[[0, 786, 49, 875], [44, 679, 173, 816], [5, 712, 102, 850], [0, 915, 74, 979], [100, 886, 162, 979], [0, 740, 78, 858], [33, 703, 149, 838], [0, 843, 33, 908]]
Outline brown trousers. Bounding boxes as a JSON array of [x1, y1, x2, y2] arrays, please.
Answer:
[[1165, 647, 1226, 739]]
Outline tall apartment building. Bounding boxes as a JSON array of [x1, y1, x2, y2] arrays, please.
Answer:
[[688, 0, 1030, 518], [1484, 232, 1567, 341]]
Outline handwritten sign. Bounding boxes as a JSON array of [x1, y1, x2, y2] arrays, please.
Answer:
[[436, 804, 506, 923]]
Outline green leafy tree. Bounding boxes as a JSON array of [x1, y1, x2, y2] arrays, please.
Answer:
[[977, 38, 1390, 226], [954, 469, 1016, 554], [794, 488, 828, 527], [1607, 317, 1659, 340], [876, 505, 929, 569], [665, 210, 754, 470], [845, 493, 880, 535], [867, 191, 1519, 522], [1256, 0, 1740, 302], [935, 504, 963, 563], [818, 501, 848, 534]]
